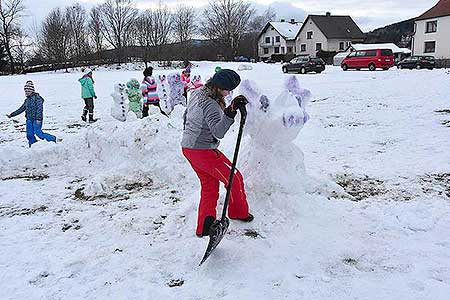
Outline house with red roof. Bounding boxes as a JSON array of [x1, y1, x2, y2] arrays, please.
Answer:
[[412, 0, 450, 59]]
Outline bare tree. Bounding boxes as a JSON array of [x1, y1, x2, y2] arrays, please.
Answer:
[[245, 7, 277, 59], [11, 27, 29, 71], [66, 3, 89, 61], [0, 0, 25, 73], [133, 11, 152, 66], [39, 8, 70, 67], [200, 0, 254, 59], [0, 41, 7, 72], [88, 6, 104, 57], [173, 4, 196, 63], [148, 3, 172, 49], [99, 0, 138, 62]]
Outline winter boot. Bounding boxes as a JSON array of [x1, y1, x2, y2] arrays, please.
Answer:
[[81, 109, 87, 122], [230, 213, 254, 222], [196, 216, 215, 238], [88, 114, 98, 123]]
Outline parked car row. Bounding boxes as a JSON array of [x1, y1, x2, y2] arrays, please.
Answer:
[[397, 56, 435, 70], [276, 49, 436, 75]]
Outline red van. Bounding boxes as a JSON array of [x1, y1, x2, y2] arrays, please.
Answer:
[[341, 49, 395, 71]]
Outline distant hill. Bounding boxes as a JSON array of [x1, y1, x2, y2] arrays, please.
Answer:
[[364, 18, 415, 48]]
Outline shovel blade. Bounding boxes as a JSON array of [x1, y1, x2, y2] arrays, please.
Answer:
[[199, 218, 230, 266]]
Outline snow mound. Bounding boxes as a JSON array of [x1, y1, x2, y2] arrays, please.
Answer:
[[238, 64, 253, 71]]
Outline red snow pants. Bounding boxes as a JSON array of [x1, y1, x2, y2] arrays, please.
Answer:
[[182, 148, 250, 235]]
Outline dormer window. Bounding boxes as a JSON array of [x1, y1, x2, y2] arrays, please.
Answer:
[[426, 21, 437, 33]]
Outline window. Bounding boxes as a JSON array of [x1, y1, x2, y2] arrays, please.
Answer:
[[265, 37, 270, 44], [263, 48, 269, 54], [281, 47, 285, 54], [307, 31, 313, 39], [381, 49, 393, 56], [426, 21, 437, 33], [347, 52, 356, 58], [339, 42, 345, 50], [424, 41, 436, 53], [316, 43, 322, 51], [287, 47, 293, 53], [301, 44, 306, 52], [274, 47, 280, 54], [366, 50, 377, 57], [275, 36, 280, 43], [356, 51, 367, 57]]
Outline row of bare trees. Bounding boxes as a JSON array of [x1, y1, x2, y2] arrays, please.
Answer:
[[1, 0, 276, 73], [0, 0, 29, 73]]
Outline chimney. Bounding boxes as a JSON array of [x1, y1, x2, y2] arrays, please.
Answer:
[[326, 12, 331, 17], [290, 18, 295, 23], [280, 19, 285, 22]]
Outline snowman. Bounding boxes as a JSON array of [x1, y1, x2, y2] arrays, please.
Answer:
[[238, 76, 317, 194], [167, 72, 186, 111], [156, 75, 171, 115], [111, 83, 128, 122]]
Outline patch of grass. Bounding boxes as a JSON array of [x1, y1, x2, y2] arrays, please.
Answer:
[[334, 174, 387, 201], [343, 257, 359, 266], [2, 173, 49, 181], [167, 279, 184, 287], [0, 205, 47, 217], [244, 229, 261, 238]]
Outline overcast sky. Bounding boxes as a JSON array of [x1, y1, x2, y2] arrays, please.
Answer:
[[21, 0, 438, 33]]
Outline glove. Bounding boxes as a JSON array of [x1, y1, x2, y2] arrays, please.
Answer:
[[224, 95, 248, 118], [94, 96, 98, 99]]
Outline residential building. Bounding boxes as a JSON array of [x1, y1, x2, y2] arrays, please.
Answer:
[[258, 20, 302, 60], [412, 0, 450, 59], [295, 13, 365, 58]]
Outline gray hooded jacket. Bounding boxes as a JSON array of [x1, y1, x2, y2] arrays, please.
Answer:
[[181, 86, 234, 149]]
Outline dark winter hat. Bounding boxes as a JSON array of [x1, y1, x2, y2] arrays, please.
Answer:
[[24, 80, 35, 95], [143, 67, 153, 77], [211, 69, 241, 91]]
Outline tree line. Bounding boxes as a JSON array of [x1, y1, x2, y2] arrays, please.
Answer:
[[0, 0, 275, 74]]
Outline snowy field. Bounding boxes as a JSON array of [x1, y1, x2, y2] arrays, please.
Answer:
[[1, 62, 450, 299]]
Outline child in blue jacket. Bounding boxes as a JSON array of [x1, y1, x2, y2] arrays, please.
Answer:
[[6, 81, 59, 147]]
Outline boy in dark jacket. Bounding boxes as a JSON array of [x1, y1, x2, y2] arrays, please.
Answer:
[[6, 81, 58, 147]]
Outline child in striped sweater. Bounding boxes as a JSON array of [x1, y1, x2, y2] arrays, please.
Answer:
[[141, 67, 167, 117]]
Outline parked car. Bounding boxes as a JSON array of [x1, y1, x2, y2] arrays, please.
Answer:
[[397, 56, 435, 70], [264, 58, 276, 64], [282, 57, 326, 74], [341, 49, 395, 71]]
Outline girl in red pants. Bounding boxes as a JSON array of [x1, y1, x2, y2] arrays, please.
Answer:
[[181, 69, 253, 237]]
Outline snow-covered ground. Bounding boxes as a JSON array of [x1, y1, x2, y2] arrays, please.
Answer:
[[1, 62, 450, 299]]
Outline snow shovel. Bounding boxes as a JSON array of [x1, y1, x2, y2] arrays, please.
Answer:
[[199, 105, 248, 266]]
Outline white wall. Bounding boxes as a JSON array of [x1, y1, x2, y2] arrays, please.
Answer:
[[296, 20, 328, 57], [413, 16, 450, 59], [258, 24, 289, 58]]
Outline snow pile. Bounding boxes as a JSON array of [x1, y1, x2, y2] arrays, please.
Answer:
[[0, 107, 190, 199], [237, 64, 253, 71]]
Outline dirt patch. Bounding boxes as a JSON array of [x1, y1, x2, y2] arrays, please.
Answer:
[[420, 173, 450, 198], [2, 173, 49, 181], [435, 109, 450, 114], [334, 174, 387, 201], [0, 205, 48, 217]]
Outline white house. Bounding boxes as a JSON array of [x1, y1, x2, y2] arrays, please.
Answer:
[[258, 20, 302, 60], [295, 13, 365, 58], [412, 0, 450, 59]]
